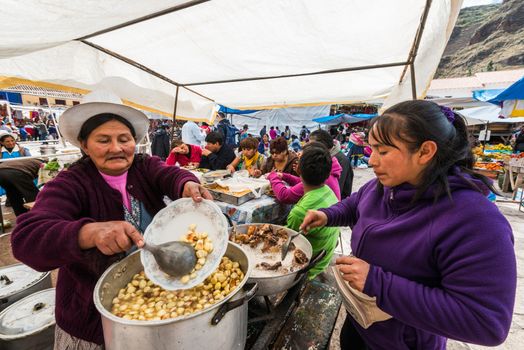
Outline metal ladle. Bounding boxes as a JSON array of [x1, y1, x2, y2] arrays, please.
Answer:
[[142, 241, 197, 277]]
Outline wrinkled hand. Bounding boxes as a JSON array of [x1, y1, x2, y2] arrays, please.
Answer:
[[79, 221, 144, 255], [182, 181, 213, 202], [299, 210, 327, 233], [201, 149, 212, 157], [172, 147, 182, 154], [336, 256, 370, 292]]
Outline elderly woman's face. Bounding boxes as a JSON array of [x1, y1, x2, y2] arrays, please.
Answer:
[[81, 120, 136, 175]]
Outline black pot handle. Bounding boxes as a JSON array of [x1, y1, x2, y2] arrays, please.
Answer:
[[211, 282, 258, 325], [223, 213, 234, 228]]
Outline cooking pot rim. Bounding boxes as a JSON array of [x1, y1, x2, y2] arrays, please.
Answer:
[[93, 242, 251, 326]]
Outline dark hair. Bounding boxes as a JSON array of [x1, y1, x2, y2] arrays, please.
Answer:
[[78, 113, 136, 143], [291, 134, 298, 140], [239, 137, 258, 150], [243, 124, 248, 129], [171, 139, 185, 149], [310, 129, 334, 149], [369, 100, 495, 202], [269, 137, 288, 154], [0, 134, 15, 143], [205, 131, 224, 145], [270, 126, 274, 130], [299, 142, 332, 186], [202, 122, 209, 127]]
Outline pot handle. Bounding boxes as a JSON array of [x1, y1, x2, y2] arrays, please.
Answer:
[[211, 283, 258, 326], [296, 249, 326, 279]]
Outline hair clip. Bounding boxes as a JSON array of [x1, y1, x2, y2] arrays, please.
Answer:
[[439, 105, 455, 123]]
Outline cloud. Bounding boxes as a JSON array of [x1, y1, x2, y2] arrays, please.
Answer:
[[462, 0, 502, 8]]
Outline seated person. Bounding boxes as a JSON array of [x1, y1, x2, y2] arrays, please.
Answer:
[[290, 134, 302, 152], [199, 131, 236, 170], [268, 142, 342, 204], [260, 137, 299, 176], [0, 132, 31, 159], [0, 158, 42, 216], [227, 137, 265, 176], [286, 144, 339, 279], [166, 139, 202, 167], [258, 134, 270, 157]]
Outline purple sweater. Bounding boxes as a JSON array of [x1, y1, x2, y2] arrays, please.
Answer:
[[321, 172, 516, 349], [11, 155, 198, 345]]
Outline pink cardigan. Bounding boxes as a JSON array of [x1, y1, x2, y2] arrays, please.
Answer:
[[166, 144, 202, 167], [267, 157, 342, 204]]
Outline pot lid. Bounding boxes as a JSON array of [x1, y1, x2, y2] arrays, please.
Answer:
[[0, 288, 55, 339], [0, 264, 49, 299]]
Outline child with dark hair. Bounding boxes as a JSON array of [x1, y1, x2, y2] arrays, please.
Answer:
[[227, 137, 265, 176], [301, 100, 516, 349], [286, 144, 339, 279], [290, 134, 302, 152], [199, 131, 236, 170]]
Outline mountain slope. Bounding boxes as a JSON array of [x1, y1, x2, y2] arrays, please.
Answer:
[[435, 0, 524, 78]]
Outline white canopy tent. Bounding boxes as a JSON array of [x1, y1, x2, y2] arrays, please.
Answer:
[[459, 105, 524, 126], [0, 0, 462, 122]]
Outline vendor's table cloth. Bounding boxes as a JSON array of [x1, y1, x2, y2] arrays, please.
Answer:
[[214, 195, 291, 225]]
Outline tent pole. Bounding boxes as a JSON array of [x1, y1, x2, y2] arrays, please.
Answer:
[[410, 63, 417, 100], [172, 86, 179, 142]]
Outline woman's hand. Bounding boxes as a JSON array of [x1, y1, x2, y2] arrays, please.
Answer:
[[299, 210, 327, 233], [182, 181, 213, 202], [172, 147, 182, 154], [201, 149, 212, 157], [336, 256, 370, 292], [78, 221, 144, 255], [251, 169, 262, 178], [226, 165, 236, 173]]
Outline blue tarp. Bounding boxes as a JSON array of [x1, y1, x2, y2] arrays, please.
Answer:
[[219, 105, 260, 115], [313, 113, 377, 125], [0, 91, 23, 105], [472, 76, 524, 105], [472, 89, 505, 102], [488, 76, 524, 104]]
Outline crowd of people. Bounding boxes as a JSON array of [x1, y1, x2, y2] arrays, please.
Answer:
[[2, 98, 517, 349]]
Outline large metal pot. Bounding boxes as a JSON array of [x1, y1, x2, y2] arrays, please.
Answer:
[[94, 242, 257, 350], [0, 263, 52, 312], [0, 288, 56, 350], [39, 145, 57, 155], [229, 224, 325, 296]]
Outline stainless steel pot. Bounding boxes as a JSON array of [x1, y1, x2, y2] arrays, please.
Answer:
[[0, 288, 56, 350], [229, 224, 325, 296], [94, 242, 257, 350], [0, 263, 52, 312]]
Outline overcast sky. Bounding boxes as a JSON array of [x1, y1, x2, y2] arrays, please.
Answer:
[[462, 0, 502, 8]]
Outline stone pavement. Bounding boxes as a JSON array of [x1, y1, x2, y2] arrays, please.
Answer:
[[329, 168, 524, 350]]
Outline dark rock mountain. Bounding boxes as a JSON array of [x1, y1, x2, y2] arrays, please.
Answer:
[[435, 0, 524, 78]]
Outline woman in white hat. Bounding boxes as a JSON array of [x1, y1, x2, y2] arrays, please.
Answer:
[[10, 93, 212, 349], [0, 131, 31, 159]]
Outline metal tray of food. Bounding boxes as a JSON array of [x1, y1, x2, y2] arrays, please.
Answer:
[[205, 187, 255, 206]]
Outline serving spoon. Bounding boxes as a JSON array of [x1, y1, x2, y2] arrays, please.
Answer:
[[142, 241, 197, 277], [281, 230, 302, 261]]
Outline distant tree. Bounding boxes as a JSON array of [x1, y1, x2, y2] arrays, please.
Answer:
[[467, 67, 472, 76], [487, 60, 495, 72]]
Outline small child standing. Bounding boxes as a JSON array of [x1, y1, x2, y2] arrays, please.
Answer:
[[227, 137, 265, 176], [286, 143, 339, 279]]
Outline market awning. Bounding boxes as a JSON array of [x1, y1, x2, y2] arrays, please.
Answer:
[[313, 113, 377, 125], [0, 0, 462, 121]]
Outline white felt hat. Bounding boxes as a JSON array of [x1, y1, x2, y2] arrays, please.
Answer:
[[58, 90, 148, 148]]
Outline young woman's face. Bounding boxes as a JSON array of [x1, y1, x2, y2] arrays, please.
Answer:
[[271, 149, 287, 162], [81, 120, 136, 176], [367, 128, 424, 187], [263, 135, 269, 143], [2, 136, 16, 149], [243, 148, 256, 158]]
